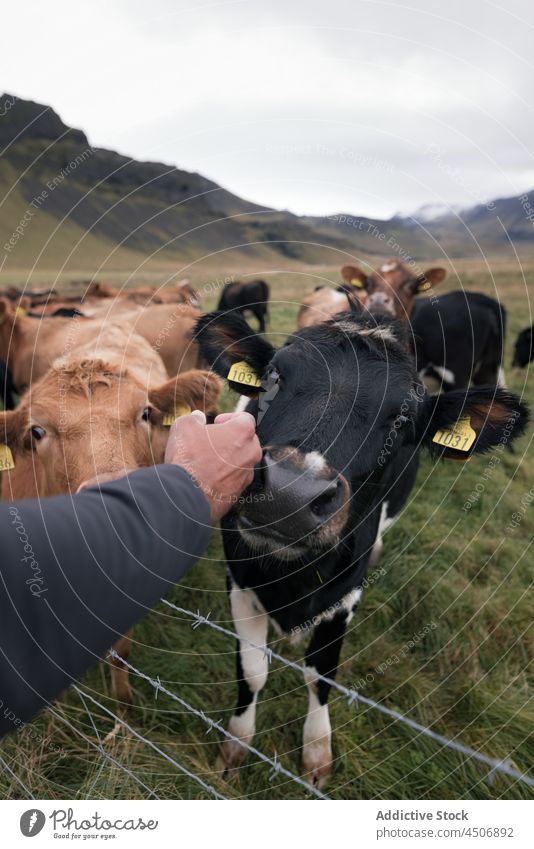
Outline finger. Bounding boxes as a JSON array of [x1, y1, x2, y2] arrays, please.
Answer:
[[250, 436, 263, 464], [223, 411, 256, 435], [213, 412, 236, 424]]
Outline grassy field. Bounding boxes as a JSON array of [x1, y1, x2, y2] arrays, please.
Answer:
[[0, 259, 532, 800]]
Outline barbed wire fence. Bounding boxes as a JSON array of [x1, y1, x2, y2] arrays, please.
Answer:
[[2, 596, 533, 800], [6, 599, 533, 801]]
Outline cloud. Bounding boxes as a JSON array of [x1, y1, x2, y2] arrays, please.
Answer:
[[2, 0, 533, 217]]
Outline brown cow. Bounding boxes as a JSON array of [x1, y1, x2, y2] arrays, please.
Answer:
[[297, 284, 365, 329], [0, 298, 202, 391], [126, 280, 200, 308], [349, 259, 447, 320], [0, 325, 221, 703]]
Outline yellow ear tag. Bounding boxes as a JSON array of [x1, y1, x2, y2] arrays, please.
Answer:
[[162, 403, 192, 426], [417, 280, 432, 292], [432, 417, 476, 452], [350, 278, 365, 288], [15, 306, 26, 316], [227, 360, 262, 388], [0, 443, 15, 471]]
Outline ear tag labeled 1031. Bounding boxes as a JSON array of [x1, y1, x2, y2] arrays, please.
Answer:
[[0, 443, 15, 471], [350, 278, 365, 289], [432, 417, 476, 452], [162, 404, 192, 426], [227, 360, 262, 388]]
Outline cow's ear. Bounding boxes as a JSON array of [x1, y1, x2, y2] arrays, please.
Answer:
[[194, 311, 275, 396], [16, 296, 31, 316], [341, 265, 368, 289], [419, 387, 529, 459], [149, 369, 222, 420], [413, 267, 447, 294]]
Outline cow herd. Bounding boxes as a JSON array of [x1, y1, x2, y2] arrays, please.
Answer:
[[0, 262, 531, 790]]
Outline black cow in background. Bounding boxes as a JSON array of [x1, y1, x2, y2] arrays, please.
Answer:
[[512, 325, 533, 368], [196, 308, 527, 788], [0, 361, 16, 410], [411, 291, 507, 391], [217, 279, 270, 332]]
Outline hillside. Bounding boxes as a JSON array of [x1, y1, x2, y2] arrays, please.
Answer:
[[0, 95, 357, 273], [0, 94, 533, 274]]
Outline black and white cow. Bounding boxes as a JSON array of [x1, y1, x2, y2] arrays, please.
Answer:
[[217, 280, 270, 333], [196, 309, 528, 788], [512, 325, 533, 368], [410, 291, 507, 391]]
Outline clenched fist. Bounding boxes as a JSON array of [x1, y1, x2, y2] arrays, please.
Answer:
[[165, 410, 262, 520]]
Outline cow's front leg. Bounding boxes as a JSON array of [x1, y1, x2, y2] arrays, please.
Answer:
[[302, 609, 352, 789], [219, 581, 269, 773]]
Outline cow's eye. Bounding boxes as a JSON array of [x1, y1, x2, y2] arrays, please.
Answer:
[[30, 425, 46, 441], [141, 407, 153, 422]]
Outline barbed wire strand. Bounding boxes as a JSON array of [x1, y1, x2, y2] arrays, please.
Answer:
[[106, 651, 329, 800], [45, 698, 162, 799], [75, 688, 161, 800], [72, 686, 227, 800], [162, 600, 534, 790]]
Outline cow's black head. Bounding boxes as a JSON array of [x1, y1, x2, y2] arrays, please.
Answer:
[[196, 311, 528, 561]]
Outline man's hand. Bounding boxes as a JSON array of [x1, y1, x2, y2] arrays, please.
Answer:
[[164, 410, 262, 520]]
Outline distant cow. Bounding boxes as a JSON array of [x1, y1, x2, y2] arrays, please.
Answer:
[[512, 325, 533, 368], [0, 298, 203, 392], [196, 307, 528, 788], [411, 291, 507, 391], [1, 286, 58, 307], [297, 284, 365, 329], [345, 259, 447, 320], [217, 280, 269, 332]]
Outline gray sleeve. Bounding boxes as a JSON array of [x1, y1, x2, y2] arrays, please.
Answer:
[[0, 464, 212, 735]]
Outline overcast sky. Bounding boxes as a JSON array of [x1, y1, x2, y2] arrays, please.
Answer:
[[2, 0, 534, 218]]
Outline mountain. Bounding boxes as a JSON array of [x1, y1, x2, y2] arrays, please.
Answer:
[[0, 95, 359, 272], [400, 202, 464, 223], [0, 94, 533, 273]]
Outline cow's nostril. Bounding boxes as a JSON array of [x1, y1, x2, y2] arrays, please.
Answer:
[[309, 479, 341, 517]]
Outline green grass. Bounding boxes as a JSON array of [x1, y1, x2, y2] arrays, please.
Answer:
[[0, 260, 533, 800]]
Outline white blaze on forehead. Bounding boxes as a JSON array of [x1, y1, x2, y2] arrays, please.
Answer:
[[304, 450, 327, 473], [380, 262, 398, 273], [336, 320, 397, 344]]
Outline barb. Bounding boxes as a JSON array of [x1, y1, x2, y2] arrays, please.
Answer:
[[108, 650, 328, 800], [73, 686, 226, 801], [162, 600, 534, 790]]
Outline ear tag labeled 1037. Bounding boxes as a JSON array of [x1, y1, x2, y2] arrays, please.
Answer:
[[432, 417, 476, 452], [162, 404, 192, 426], [227, 360, 262, 388], [0, 443, 15, 471]]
